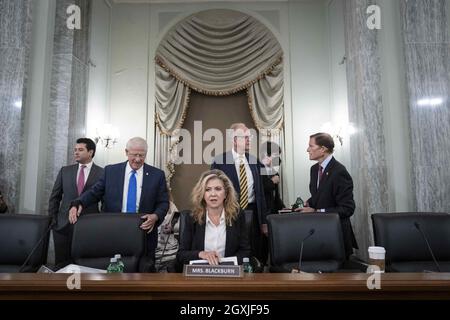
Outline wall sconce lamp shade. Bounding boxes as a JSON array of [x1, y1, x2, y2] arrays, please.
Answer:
[[94, 124, 120, 149], [320, 122, 356, 146]]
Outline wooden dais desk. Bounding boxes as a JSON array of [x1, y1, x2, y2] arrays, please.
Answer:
[[1, 272, 450, 300]]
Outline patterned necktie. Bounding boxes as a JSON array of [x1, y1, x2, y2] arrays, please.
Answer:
[[318, 165, 324, 186], [127, 170, 137, 213], [239, 157, 249, 209], [77, 165, 86, 195]]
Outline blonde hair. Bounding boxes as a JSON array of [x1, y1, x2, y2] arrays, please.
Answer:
[[191, 169, 239, 225]]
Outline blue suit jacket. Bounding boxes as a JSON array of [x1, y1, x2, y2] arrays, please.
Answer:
[[211, 151, 267, 225], [77, 161, 169, 253]]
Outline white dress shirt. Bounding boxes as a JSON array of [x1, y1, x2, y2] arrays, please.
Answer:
[[76, 161, 93, 185], [204, 210, 227, 258], [232, 149, 255, 204], [122, 162, 143, 212]]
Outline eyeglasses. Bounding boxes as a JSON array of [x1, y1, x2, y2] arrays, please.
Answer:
[[235, 135, 253, 141], [127, 153, 146, 159]]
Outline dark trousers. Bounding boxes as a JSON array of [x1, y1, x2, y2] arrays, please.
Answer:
[[247, 203, 269, 265], [143, 232, 157, 272], [53, 225, 73, 267]]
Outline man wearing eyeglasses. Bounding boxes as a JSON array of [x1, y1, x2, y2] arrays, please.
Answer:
[[211, 123, 268, 264], [69, 137, 169, 264]]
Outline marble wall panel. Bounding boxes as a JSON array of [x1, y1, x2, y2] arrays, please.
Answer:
[[344, 0, 389, 258], [0, 0, 33, 213], [41, 0, 91, 215], [401, 0, 450, 212]]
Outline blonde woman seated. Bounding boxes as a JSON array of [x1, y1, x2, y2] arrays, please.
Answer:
[[176, 169, 251, 267]]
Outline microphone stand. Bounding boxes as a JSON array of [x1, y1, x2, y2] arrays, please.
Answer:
[[292, 228, 315, 273], [19, 219, 55, 273], [414, 222, 441, 272], [156, 212, 180, 272]]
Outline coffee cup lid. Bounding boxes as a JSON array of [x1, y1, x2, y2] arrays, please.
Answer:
[[368, 246, 386, 253]]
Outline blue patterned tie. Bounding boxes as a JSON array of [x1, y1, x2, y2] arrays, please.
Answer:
[[126, 170, 137, 213]]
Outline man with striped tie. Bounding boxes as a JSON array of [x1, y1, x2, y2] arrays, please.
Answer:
[[211, 123, 268, 264]]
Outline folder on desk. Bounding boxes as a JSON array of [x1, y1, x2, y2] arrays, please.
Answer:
[[189, 256, 238, 266], [55, 264, 107, 273]]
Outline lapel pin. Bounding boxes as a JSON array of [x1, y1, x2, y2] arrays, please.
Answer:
[[146, 172, 149, 176]]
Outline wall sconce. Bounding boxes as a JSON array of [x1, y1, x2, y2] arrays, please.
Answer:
[[94, 124, 120, 149], [320, 122, 356, 146]]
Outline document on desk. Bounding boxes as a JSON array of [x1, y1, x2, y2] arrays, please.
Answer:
[[55, 264, 107, 273], [189, 256, 238, 266]]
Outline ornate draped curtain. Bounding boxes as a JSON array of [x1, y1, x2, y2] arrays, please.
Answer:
[[154, 9, 285, 185]]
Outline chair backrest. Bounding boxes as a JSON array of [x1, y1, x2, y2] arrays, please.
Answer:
[[0, 214, 51, 272], [372, 212, 450, 263], [174, 210, 192, 272], [244, 210, 263, 272], [267, 213, 346, 272], [71, 213, 145, 272]]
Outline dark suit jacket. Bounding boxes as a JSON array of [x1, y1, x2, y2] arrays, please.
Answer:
[[211, 152, 267, 225], [176, 210, 251, 267], [307, 157, 358, 256], [48, 163, 103, 232], [262, 169, 285, 215], [76, 161, 169, 252]]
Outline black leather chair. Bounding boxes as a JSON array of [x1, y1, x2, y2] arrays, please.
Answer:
[[71, 213, 148, 272], [243, 210, 263, 272], [267, 213, 346, 273], [372, 212, 450, 272], [0, 214, 52, 272]]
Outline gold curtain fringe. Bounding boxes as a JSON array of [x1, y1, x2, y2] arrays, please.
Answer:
[[166, 135, 183, 180], [175, 86, 191, 134], [155, 54, 283, 96], [166, 161, 175, 180]]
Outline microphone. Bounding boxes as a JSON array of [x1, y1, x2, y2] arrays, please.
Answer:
[[156, 211, 180, 271], [414, 222, 441, 272], [292, 228, 315, 273], [19, 219, 55, 273]]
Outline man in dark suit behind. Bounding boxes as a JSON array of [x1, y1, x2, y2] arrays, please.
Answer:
[[260, 141, 285, 215], [296, 132, 358, 258], [49, 138, 103, 266], [211, 123, 267, 263], [69, 137, 169, 261]]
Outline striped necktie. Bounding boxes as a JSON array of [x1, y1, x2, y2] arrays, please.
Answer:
[[239, 157, 249, 209]]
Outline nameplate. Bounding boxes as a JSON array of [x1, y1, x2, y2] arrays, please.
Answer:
[[183, 265, 243, 277]]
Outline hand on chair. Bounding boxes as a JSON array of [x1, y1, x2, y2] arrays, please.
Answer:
[[141, 213, 158, 233], [68, 205, 83, 224]]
